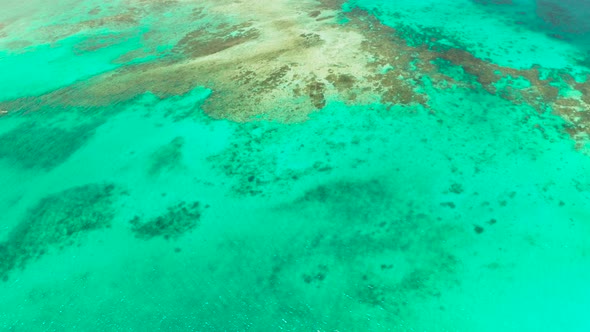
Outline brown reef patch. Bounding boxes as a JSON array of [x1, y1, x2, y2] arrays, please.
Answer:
[[1, 0, 589, 145], [173, 23, 260, 58]]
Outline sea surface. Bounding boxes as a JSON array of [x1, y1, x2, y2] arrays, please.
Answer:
[[1, 0, 590, 331]]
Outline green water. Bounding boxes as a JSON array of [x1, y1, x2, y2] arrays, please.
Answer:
[[1, 0, 590, 331]]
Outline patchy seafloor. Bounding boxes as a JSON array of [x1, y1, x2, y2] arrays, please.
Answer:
[[1, 0, 590, 330]]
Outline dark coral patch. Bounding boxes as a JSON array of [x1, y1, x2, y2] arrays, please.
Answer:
[[295, 179, 390, 223], [305, 80, 327, 109], [264, 177, 461, 319], [130, 201, 203, 240], [173, 23, 259, 58], [474, 225, 485, 234], [0, 121, 97, 170], [0, 184, 117, 281]]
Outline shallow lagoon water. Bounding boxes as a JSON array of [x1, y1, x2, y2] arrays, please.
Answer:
[[1, 0, 590, 331]]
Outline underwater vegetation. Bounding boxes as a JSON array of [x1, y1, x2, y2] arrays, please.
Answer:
[[129, 201, 204, 240], [0, 184, 117, 282], [0, 120, 98, 170], [226, 177, 465, 329]]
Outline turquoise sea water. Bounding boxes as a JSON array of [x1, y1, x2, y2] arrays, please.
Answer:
[[1, 0, 590, 331]]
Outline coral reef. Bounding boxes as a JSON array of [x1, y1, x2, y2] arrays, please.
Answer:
[[130, 201, 203, 240], [0, 184, 117, 281], [1, 0, 588, 148], [0, 121, 97, 170], [261, 178, 462, 324]]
